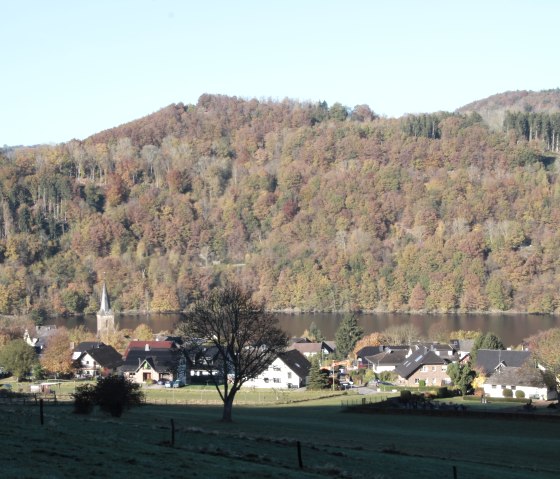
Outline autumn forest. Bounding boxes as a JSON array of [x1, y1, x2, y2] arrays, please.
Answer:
[[2, 92, 560, 319]]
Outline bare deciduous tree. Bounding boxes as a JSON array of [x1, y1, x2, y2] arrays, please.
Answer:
[[177, 283, 288, 422]]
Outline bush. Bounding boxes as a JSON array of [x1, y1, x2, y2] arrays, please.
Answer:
[[72, 384, 96, 414], [418, 379, 426, 388], [71, 376, 144, 417], [515, 390, 525, 399], [400, 390, 412, 403], [502, 388, 513, 398], [95, 376, 144, 417], [435, 387, 448, 398]]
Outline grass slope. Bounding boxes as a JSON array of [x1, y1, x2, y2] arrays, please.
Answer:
[[2, 390, 560, 479]]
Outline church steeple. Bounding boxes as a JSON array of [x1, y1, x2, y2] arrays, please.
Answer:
[[98, 281, 112, 315], [96, 280, 115, 339]]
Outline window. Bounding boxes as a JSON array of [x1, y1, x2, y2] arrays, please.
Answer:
[[287, 372, 292, 379], [421, 366, 427, 372], [492, 384, 497, 389], [431, 366, 436, 372], [273, 378, 281, 383], [264, 378, 269, 383], [441, 365, 447, 371], [414, 378, 419, 384], [511, 386, 516, 390], [273, 366, 281, 372]]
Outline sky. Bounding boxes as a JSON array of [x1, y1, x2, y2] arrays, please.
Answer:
[[2, 0, 559, 146]]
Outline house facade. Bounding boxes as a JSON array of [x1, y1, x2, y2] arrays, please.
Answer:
[[245, 350, 311, 389], [75, 344, 123, 378], [120, 340, 186, 384], [395, 344, 458, 387], [482, 366, 558, 400]]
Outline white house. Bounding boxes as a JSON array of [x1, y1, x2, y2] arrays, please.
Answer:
[[75, 344, 123, 378], [245, 350, 311, 389], [482, 366, 557, 401]]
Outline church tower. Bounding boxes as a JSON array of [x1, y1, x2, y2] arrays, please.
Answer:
[[97, 281, 115, 339]]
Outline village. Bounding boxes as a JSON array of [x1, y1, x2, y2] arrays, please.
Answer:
[[12, 282, 557, 404]]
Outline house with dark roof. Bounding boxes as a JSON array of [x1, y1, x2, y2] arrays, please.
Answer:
[[290, 341, 335, 358], [184, 344, 225, 382], [72, 341, 108, 361], [244, 349, 311, 389], [24, 325, 58, 354], [395, 344, 458, 387], [449, 339, 475, 362], [364, 348, 409, 373], [120, 340, 186, 384], [75, 344, 123, 378], [474, 349, 531, 375], [482, 366, 557, 400]]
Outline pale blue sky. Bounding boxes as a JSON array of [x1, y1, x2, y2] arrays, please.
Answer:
[[1, 0, 558, 146]]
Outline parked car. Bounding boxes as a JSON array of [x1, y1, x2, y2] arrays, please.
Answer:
[[172, 380, 185, 388], [164, 380, 172, 388]]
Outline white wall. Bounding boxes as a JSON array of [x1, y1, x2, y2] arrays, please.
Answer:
[[245, 357, 302, 389], [483, 383, 557, 400]]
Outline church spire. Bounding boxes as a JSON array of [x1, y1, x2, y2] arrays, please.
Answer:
[[98, 281, 112, 315]]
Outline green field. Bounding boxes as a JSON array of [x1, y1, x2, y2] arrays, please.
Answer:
[[1, 383, 560, 478]]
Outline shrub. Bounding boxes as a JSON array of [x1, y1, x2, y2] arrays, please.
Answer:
[[71, 376, 144, 417], [515, 390, 525, 399], [502, 388, 513, 398], [72, 384, 96, 414], [95, 376, 144, 417], [400, 390, 412, 403], [435, 387, 448, 398], [418, 379, 426, 388]]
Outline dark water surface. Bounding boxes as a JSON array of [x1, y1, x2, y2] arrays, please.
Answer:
[[50, 312, 560, 347]]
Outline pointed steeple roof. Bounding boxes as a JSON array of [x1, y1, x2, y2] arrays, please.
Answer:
[[98, 282, 112, 315]]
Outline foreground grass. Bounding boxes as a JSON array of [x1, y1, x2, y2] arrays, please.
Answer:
[[2, 388, 560, 479]]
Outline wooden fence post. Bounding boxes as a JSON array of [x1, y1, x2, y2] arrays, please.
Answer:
[[170, 419, 175, 447], [452, 465, 458, 479], [297, 441, 303, 469], [39, 399, 44, 426]]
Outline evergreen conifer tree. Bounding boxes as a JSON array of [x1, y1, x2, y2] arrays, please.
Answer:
[[335, 314, 363, 359], [307, 355, 329, 390]]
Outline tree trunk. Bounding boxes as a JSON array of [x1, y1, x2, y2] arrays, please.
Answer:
[[221, 394, 235, 422]]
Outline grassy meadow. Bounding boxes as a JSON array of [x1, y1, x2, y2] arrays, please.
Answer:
[[2, 382, 560, 478]]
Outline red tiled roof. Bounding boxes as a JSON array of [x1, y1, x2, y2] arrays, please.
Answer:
[[124, 341, 176, 359]]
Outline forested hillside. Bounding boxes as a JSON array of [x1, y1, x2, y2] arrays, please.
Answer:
[[458, 89, 560, 130], [1, 93, 560, 318]]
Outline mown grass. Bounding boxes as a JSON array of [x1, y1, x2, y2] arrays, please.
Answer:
[[1, 384, 560, 479]]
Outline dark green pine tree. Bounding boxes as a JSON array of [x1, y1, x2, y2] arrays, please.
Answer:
[[335, 313, 363, 359], [307, 355, 329, 390]]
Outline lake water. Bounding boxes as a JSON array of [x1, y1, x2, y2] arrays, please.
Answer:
[[50, 312, 560, 347]]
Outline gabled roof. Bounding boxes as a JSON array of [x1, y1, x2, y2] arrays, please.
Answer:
[[355, 346, 384, 359], [395, 350, 453, 379], [123, 341, 176, 359], [120, 348, 182, 373], [84, 345, 123, 369], [290, 341, 334, 354], [475, 349, 531, 375], [74, 341, 107, 353], [449, 339, 475, 353], [485, 366, 547, 388], [365, 349, 408, 367], [278, 349, 311, 379]]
